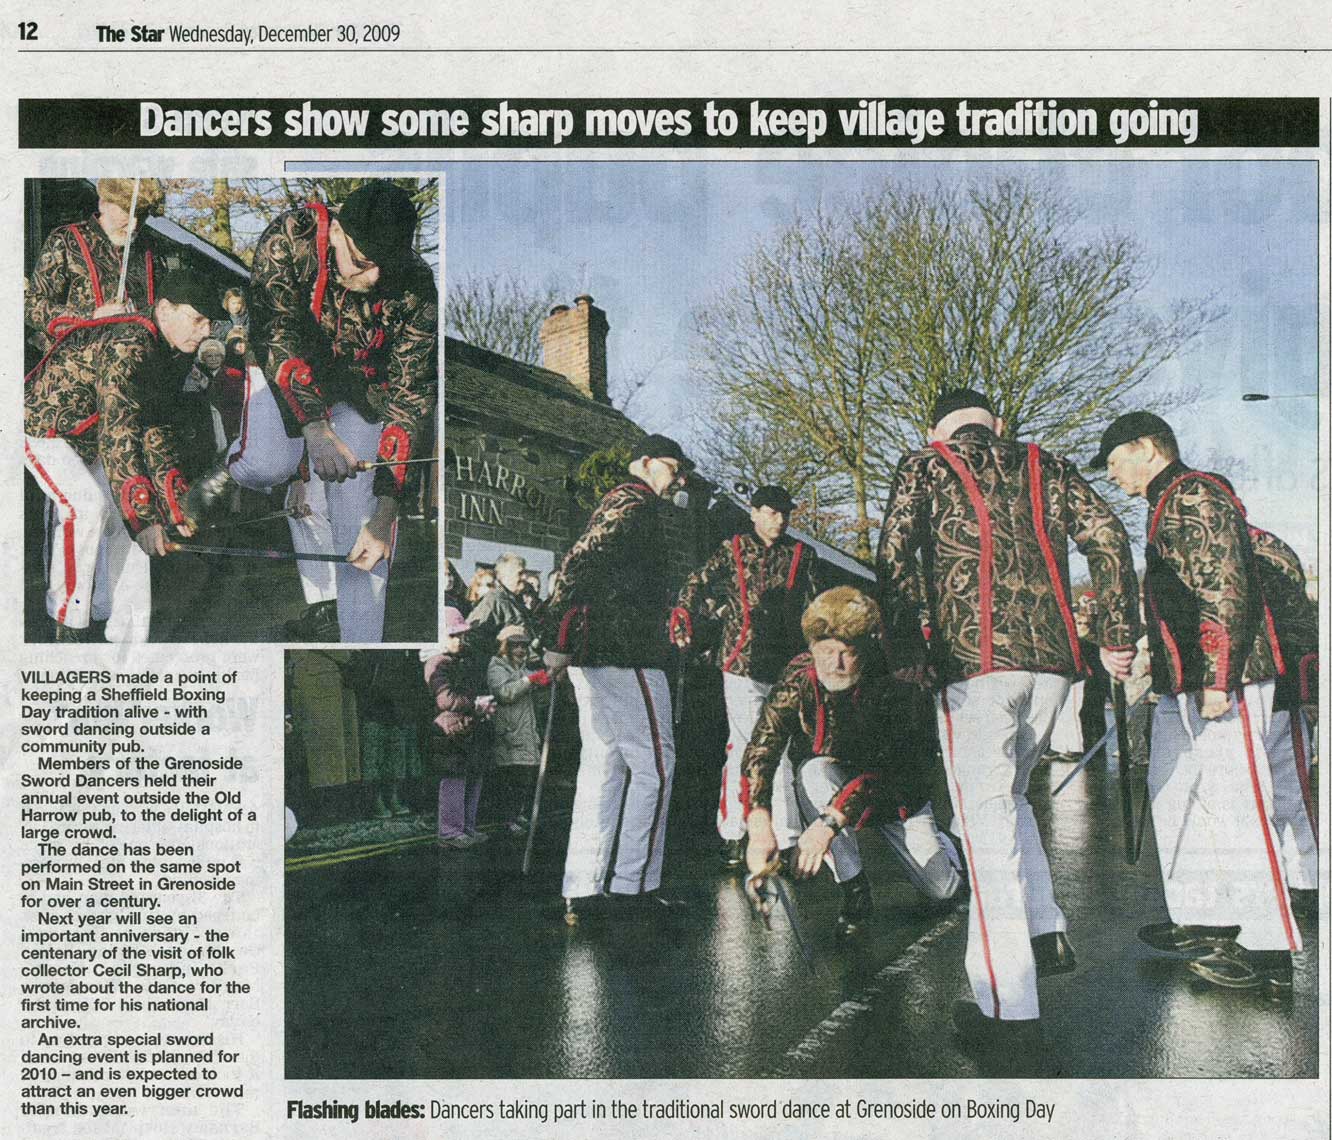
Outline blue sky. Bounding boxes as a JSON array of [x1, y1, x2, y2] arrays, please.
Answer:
[[439, 160, 1319, 566]]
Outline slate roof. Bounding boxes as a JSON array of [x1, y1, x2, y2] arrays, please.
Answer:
[[444, 335, 644, 452]]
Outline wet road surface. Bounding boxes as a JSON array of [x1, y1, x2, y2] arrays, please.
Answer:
[[285, 749, 1321, 1080]]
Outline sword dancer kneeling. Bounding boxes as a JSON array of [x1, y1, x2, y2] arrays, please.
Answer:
[[743, 587, 963, 940]]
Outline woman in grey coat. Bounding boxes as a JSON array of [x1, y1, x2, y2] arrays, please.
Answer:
[[487, 625, 552, 830]]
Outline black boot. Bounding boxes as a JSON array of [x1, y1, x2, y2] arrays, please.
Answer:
[[1289, 888, 1317, 922], [182, 461, 236, 530], [284, 600, 341, 642], [718, 838, 746, 869], [835, 872, 873, 939], [1032, 931, 1077, 977], [952, 1000, 1042, 1051], [53, 621, 95, 643], [1137, 921, 1239, 954]]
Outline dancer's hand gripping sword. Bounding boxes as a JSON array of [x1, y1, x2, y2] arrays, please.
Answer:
[[744, 857, 816, 975]]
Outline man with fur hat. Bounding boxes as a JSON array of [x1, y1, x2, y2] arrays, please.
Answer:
[[542, 434, 692, 917], [184, 180, 437, 643], [672, 484, 820, 868], [24, 268, 221, 641], [877, 388, 1141, 1047], [743, 587, 963, 937], [1096, 412, 1304, 993], [26, 179, 166, 346]]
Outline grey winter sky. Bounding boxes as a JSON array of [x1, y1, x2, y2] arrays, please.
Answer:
[[434, 159, 1318, 567]]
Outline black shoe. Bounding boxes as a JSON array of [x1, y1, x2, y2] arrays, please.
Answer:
[[835, 872, 874, 939], [53, 621, 95, 643], [613, 890, 688, 912], [284, 600, 341, 642], [719, 839, 746, 869], [1032, 931, 1077, 978], [1137, 921, 1240, 954], [182, 462, 236, 530], [951, 1000, 1041, 1050], [1289, 888, 1317, 922]]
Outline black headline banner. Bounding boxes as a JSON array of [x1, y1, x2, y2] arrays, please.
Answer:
[[18, 98, 1318, 149]]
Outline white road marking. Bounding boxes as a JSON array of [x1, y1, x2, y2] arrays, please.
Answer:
[[763, 907, 966, 1077]]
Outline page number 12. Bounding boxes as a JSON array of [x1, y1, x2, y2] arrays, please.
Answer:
[[18, 20, 38, 40]]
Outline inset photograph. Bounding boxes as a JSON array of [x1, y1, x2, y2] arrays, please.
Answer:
[[23, 177, 438, 643]]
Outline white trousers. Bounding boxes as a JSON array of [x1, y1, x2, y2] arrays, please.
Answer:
[[717, 672, 800, 847], [1148, 681, 1301, 952], [938, 672, 1071, 1021], [1265, 708, 1318, 891], [795, 756, 962, 897], [563, 666, 676, 898], [25, 437, 151, 642], [1050, 679, 1085, 754], [226, 365, 392, 642]]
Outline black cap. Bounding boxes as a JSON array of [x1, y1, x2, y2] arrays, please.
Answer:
[[750, 484, 796, 513], [156, 268, 225, 321], [931, 387, 995, 426], [336, 181, 418, 272], [1090, 411, 1175, 469], [636, 433, 693, 472]]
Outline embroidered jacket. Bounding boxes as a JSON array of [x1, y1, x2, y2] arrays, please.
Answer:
[[671, 532, 819, 683], [876, 424, 1141, 683], [1143, 462, 1278, 694], [542, 479, 672, 670], [24, 317, 191, 534], [1248, 526, 1318, 706], [249, 204, 437, 499], [26, 216, 159, 348], [741, 651, 921, 826]]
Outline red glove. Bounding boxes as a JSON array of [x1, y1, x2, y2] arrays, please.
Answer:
[[527, 670, 551, 687]]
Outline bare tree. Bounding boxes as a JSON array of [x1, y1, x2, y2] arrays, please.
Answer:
[[694, 176, 1224, 559], [445, 270, 568, 365], [167, 177, 439, 266]]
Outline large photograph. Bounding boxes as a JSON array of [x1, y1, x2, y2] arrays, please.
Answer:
[[22, 176, 439, 644], [285, 159, 1318, 1081]]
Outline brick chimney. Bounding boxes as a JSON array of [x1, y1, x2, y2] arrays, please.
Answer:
[[540, 295, 609, 403]]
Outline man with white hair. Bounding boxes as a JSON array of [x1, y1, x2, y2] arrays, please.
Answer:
[[743, 587, 963, 938], [26, 178, 165, 344], [468, 552, 532, 647], [877, 388, 1141, 1048]]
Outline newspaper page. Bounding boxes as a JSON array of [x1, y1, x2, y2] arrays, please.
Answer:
[[1, 3, 1328, 1138]]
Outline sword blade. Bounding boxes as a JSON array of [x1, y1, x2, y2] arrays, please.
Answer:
[[771, 877, 817, 975], [1050, 685, 1146, 798], [521, 687, 559, 876], [166, 542, 350, 563], [1113, 681, 1136, 863]]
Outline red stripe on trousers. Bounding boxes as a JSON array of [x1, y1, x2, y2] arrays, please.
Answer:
[[1235, 691, 1298, 952], [940, 688, 1002, 1017], [25, 441, 78, 625], [227, 367, 254, 466], [634, 668, 668, 894]]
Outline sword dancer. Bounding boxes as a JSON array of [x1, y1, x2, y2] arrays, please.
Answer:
[[25, 179, 165, 342], [184, 181, 437, 643], [542, 435, 692, 918], [742, 587, 963, 939], [1095, 412, 1305, 994], [671, 485, 819, 868], [877, 389, 1140, 1047], [24, 270, 220, 641]]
